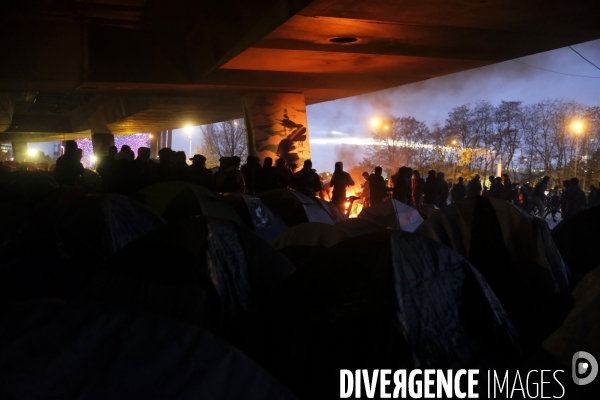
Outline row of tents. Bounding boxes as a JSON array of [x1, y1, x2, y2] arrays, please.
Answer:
[[0, 169, 599, 399]]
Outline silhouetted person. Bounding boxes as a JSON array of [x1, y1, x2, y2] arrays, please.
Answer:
[[467, 174, 483, 198], [189, 154, 214, 190], [156, 148, 176, 182], [116, 145, 134, 161], [215, 157, 244, 193], [368, 166, 387, 206], [330, 161, 354, 211], [437, 172, 449, 208], [489, 176, 504, 199], [132, 147, 156, 190], [240, 155, 261, 195], [54, 140, 84, 185], [561, 177, 587, 218], [97, 146, 118, 187], [293, 159, 321, 197], [411, 170, 424, 206], [173, 151, 190, 181], [275, 157, 293, 189], [361, 171, 371, 207], [451, 177, 467, 202], [393, 167, 410, 204], [422, 170, 438, 205], [532, 175, 550, 216], [501, 174, 512, 202], [256, 157, 278, 193]]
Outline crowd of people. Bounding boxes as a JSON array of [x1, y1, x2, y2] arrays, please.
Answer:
[[51, 140, 598, 219]]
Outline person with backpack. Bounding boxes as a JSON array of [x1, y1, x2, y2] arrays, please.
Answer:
[[292, 159, 321, 197]]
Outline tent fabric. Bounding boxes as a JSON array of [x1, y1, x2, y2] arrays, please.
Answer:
[[416, 203, 439, 219], [224, 193, 289, 243], [542, 266, 600, 365], [272, 222, 350, 267], [0, 170, 59, 206], [552, 204, 600, 275], [415, 196, 572, 349], [315, 197, 345, 222], [358, 198, 424, 232], [258, 189, 334, 226], [54, 193, 166, 261], [0, 302, 296, 400], [79, 217, 295, 337], [334, 217, 387, 237], [82, 168, 102, 191], [250, 230, 519, 399], [137, 181, 243, 225]]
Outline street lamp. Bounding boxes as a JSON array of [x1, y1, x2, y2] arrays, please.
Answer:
[[184, 125, 194, 159], [572, 121, 583, 178]]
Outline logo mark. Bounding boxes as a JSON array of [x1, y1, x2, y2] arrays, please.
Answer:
[[572, 351, 598, 385]]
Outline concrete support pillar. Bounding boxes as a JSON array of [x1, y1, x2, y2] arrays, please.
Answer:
[[91, 133, 115, 160], [11, 140, 28, 163], [243, 92, 310, 168], [149, 132, 160, 159]]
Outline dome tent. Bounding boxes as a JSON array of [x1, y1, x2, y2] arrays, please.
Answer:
[[358, 197, 423, 231], [257, 189, 334, 226], [415, 196, 572, 350], [224, 192, 289, 243], [0, 302, 296, 400], [249, 230, 519, 399], [334, 217, 386, 237], [137, 181, 243, 225], [79, 216, 295, 338]]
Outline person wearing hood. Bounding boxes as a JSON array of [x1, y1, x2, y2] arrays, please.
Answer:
[[293, 159, 321, 197], [368, 166, 388, 206], [437, 172, 449, 208], [330, 161, 354, 211], [411, 170, 424, 206], [422, 170, 438, 205], [467, 174, 483, 198]]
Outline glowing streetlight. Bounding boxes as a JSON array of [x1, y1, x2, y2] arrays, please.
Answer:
[[184, 125, 194, 159], [370, 118, 381, 128], [90, 155, 97, 163], [452, 140, 457, 145], [572, 120, 584, 178], [27, 148, 37, 157], [383, 125, 389, 130]]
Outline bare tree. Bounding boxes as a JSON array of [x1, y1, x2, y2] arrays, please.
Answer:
[[200, 119, 247, 167]]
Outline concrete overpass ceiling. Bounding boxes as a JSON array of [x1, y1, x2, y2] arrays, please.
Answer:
[[1, 0, 600, 139]]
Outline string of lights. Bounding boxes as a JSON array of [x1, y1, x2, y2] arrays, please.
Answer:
[[76, 133, 150, 169]]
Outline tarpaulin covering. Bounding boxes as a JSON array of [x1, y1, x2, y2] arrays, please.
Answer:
[[334, 217, 386, 237], [272, 222, 349, 267], [0, 302, 296, 400], [358, 198, 424, 232], [55, 193, 166, 261], [415, 196, 572, 350], [137, 181, 244, 225], [224, 193, 289, 243], [258, 189, 334, 226], [552, 204, 600, 275], [250, 230, 519, 399], [80, 217, 294, 338]]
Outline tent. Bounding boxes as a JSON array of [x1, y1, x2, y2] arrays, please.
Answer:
[[415, 196, 572, 350], [334, 217, 386, 237], [358, 198, 424, 232], [224, 193, 289, 243], [272, 222, 349, 266], [551, 204, 600, 275], [79, 216, 295, 337], [416, 203, 439, 219], [258, 189, 334, 226], [250, 230, 519, 399], [137, 181, 243, 225], [0, 170, 59, 206], [54, 193, 166, 261], [81, 168, 102, 191], [315, 197, 345, 222], [0, 302, 295, 400]]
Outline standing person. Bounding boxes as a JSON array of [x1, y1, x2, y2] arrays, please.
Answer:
[[54, 140, 84, 185], [501, 174, 512, 202], [422, 170, 438, 205], [561, 177, 587, 218], [361, 171, 371, 208], [393, 167, 410, 204], [411, 170, 424, 206], [174, 151, 190, 181], [97, 145, 118, 190], [256, 157, 278, 193], [330, 161, 354, 211], [437, 172, 449, 208], [189, 154, 214, 190], [368, 166, 387, 206], [489, 177, 504, 199], [451, 177, 467, 202], [292, 159, 322, 197], [240, 155, 261, 195], [467, 174, 483, 198], [589, 184, 599, 207], [275, 157, 293, 188], [532, 176, 550, 216], [214, 157, 244, 193], [156, 148, 176, 182]]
